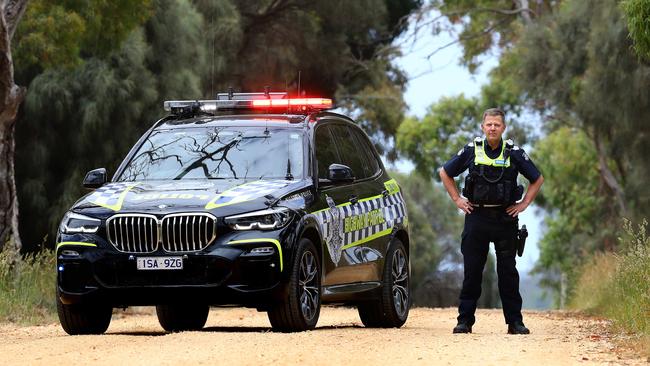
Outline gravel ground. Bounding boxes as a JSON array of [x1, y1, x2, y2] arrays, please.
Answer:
[[1, 307, 647, 365]]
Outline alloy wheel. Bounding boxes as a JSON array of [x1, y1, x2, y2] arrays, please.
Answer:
[[391, 248, 409, 318]]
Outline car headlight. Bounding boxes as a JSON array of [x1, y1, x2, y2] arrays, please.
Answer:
[[225, 207, 293, 230], [59, 212, 101, 234]]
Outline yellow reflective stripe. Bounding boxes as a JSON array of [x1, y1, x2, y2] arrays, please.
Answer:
[[341, 228, 392, 250], [227, 239, 283, 272], [309, 193, 386, 215], [205, 180, 265, 210], [56, 242, 97, 251], [93, 184, 138, 211], [359, 194, 383, 203]]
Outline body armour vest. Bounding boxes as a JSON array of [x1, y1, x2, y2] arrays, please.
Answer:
[[462, 137, 523, 206]]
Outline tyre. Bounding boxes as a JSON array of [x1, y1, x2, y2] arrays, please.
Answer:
[[267, 238, 321, 332], [156, 304, 209, 332], [57, 292, 112, 335], [358, 238, 410, 328]]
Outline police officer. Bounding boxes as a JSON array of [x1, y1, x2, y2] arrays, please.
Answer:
[[439, 108, 544, 335]]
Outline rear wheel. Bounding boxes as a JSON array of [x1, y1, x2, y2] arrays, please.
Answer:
[[57, 293, 112, 335], [267, 238, 321, 332], [358, 238, 410, 328], [156, 304, 209, 332]]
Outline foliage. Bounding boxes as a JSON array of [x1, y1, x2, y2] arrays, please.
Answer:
[[14, 0, 153, 80], [16, 1, 206, 250], [513, 0, 650, 299], [530, 127, 611, 293], [397, 95, 481, 179], [428, 0, 557, 73], [571, 219, 650, 355], [621, 0, 650, 59], [0, 246, 56, 324]]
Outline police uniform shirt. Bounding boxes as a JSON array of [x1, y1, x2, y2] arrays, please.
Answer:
[[443, 138, 541, 183]]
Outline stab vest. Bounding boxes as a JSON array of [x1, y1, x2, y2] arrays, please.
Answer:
[[463, 137, 523, 206]]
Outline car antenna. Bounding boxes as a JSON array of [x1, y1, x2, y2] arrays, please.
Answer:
[[263, 85, 271, 135]]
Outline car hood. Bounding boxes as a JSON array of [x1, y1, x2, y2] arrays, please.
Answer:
[[72, 179, 311, 218]]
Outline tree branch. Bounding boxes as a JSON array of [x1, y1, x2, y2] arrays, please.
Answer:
[[3, 0, 28, 40]]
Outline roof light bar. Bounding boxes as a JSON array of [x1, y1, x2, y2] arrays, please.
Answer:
[[164, 95, 334, 115]]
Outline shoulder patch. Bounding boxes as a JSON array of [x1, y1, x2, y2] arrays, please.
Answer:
[[505, 139, 514, 147], [467, 142, 474, 147], [457, 148, 464, 156], [513, 145, 520, 150]]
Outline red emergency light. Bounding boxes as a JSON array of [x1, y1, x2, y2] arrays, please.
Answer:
[[252, 98, 333, 110]]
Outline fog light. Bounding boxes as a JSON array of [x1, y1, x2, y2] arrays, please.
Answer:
[[251, 247, 274, 254], [61, 250, 80, 257]]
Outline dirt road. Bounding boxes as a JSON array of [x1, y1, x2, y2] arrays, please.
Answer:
[[1, 307, 647, 365]]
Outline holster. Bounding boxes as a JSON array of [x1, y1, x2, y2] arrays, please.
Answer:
[[517, 225, 528, 257]]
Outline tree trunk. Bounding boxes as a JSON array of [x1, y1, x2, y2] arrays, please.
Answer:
[[593, 129, 627, 217], [0, 0, 28, 251]]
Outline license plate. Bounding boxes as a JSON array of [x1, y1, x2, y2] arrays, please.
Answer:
[[136, 256, 183, 270]]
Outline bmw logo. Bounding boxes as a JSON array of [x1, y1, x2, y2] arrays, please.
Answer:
[[158, 204, 168, 209]]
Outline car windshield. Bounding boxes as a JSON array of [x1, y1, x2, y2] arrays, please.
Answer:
[[118, 126, 304, 181]]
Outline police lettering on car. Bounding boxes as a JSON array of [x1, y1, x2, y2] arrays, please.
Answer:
[[55, 91, 410, 334], [440, 108, 544, 335]]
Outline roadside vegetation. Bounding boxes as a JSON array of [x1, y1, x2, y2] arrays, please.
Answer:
[[0, 245, 56, 324], [571, 219, 650, 356]]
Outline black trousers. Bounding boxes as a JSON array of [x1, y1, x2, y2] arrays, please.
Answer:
[[457, 208, 523, 325]]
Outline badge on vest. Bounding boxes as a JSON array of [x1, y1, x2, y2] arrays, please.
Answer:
[[494, 159, 508, 166]]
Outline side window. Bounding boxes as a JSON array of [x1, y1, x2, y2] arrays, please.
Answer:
[[350, 128, 381, 178], [315, 125, 340, 179], [330, 125, 367, 179]]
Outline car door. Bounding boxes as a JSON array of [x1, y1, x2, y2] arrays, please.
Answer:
[[311, 123, 354, 284], [329, 124, 385, 282]]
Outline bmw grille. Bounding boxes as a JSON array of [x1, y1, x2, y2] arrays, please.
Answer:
[[107, 213, 217, 253]]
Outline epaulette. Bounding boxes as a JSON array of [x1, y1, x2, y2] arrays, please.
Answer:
[[504, 139, 514, 160], [473, 136, 483, 146]]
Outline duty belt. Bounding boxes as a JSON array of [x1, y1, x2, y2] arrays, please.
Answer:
[[471, 203, 503, 208]]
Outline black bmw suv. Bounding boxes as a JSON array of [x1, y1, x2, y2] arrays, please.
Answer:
[[56, 92, 410, 334]]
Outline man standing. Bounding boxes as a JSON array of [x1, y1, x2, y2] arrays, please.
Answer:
[[439, 108, 544, 334]]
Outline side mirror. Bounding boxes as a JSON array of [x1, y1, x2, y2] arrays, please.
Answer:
[[83, 168, 107, 189], [328, 163, 354, 184]]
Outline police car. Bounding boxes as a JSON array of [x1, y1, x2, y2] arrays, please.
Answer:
[[56, 91, 410, 334]]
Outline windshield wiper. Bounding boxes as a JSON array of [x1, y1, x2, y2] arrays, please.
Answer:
[[285, 158, 293, 180]]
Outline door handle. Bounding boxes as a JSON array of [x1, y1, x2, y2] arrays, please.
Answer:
[[349, 195, 358, 205]]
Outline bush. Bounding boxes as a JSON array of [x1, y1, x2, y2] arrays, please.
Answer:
[[0, 246, 56, 324], [571, 219, 650, 354]]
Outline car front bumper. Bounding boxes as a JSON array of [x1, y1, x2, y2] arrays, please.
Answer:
[[56, 231, 290, 307]]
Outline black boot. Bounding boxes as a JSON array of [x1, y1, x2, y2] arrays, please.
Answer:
[[453, 322, 472, 334], [507, 322, 530, 335]]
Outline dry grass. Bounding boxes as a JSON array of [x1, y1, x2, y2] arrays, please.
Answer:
[[570, 219, 650, 357], [0, 246, 56, 324]]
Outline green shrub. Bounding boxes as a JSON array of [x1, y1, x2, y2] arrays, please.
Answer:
[[607, 219, 650, 335], [571, 219, 650, 354], [0, 246, 56, 324]]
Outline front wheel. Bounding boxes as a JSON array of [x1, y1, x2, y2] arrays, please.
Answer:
[[358, 238, 410, 328], [267, 238, 321, 332], [57, 292, 112, 335]]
